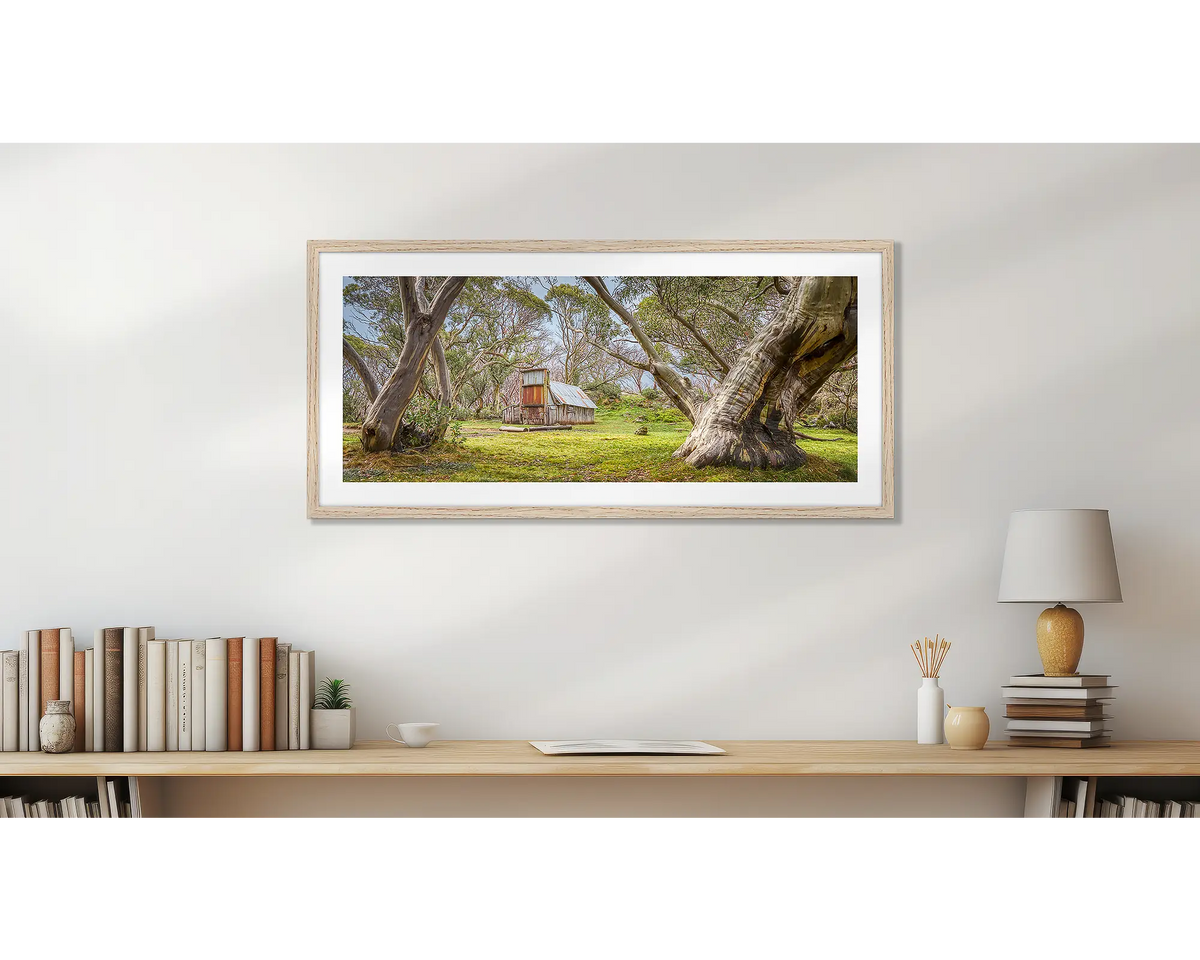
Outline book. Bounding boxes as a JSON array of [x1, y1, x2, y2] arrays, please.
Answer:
[[1022, 777, 1060, 820], [1008, 674, 1111, 687], [146, 640, 166, 751], [18, 632, 29, 752], [122, 627, 138, 752], [1006, 727, 1110, 738], [275, 641, 291, 750], [41, 627, 60, 717], [227, 638, 243, 751], [191, 640, 206, 751], [2, 651, 18, 751], [242, 637, 260, 751], [59, 630, 74, 729], [259, 637, 276, 751], [1009, 736, 1112, 748], [83, 648, 94, 753], [1006, 719, 1111, 733], [138, 627, 153, 751], [1001, 686, 1115, 700], [299, 650, 313, 750], [178, 639, 191, 752], [91, 629, 103, 751], [204, 638, 226, 751], [1064, 776, 1090, 818], [288, 650, 300, 749], [1004, 703, 1108, 719], [129, 777, 143, 818], [27, 629, 39, 751], [103, 627, 123, 752], [39, 624, 58, 715], [107, 780, 119, 817], [73, 651, 85, 751], [96, 772, 111, 816], [166, 640, 179, 751], [530, 740, 727, 755], [1083, 775, 1098, 818]]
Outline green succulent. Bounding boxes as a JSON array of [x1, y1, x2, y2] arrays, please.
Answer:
[[314, 678, 353, 710]]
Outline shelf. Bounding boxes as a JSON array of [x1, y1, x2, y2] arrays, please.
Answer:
[[4, 740, 1200, 777]]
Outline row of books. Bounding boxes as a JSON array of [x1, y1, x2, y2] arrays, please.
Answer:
[[0, 628, 318, 752], [1098, 795, 1198, 818], [1001, 673, 1115, 748], [0, 777, 143, 818]]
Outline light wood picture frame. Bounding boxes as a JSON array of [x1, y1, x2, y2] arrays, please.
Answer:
[[308, 240, 893, 518]]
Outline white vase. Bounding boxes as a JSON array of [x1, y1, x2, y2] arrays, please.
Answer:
[[916, 678, 944, 744], [40, 700, 76, 754]]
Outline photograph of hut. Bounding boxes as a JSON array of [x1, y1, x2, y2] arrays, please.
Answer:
[[504, 368, 596, 426]]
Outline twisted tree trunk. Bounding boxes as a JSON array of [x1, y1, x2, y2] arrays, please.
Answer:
[[675, 277, 856, 469], [360, 277, 466, 452]]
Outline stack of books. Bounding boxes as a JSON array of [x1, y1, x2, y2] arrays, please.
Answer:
[[1001, 674, 1115, 748], [0, 776, 142, 817]]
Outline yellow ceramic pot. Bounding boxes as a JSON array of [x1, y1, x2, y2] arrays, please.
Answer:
[[944, 706, 989, 750]]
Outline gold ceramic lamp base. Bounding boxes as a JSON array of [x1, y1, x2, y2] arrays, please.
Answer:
[[1036, 603, 1085, 676]]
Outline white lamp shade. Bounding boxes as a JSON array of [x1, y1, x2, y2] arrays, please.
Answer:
[[998, 509, 1122, 603]]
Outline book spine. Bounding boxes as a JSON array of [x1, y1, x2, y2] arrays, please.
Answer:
[[227, 638, 242, 751], [146, 641, 166, 751], [178, 640, 191, 752], [204, 638, 226, 751], [288, 650, 300, 750], [259, 637, 276, 752], [122, 627, 137, 752], [166, 641, 178, 751], [18, 632, 29, 752], [59, 630, 74, 728], [191, 640, 206, 751], [73, 651, 85, 752], [91, 629, 103, 751], [28, 630, 40, 751], [299, 651, 312, 750], [274, 642, 290, 750], [103, 627, 122, 752], [242, 637, 260, 751], [41, 628, 60, 718], [137, 627, 152, 751], [83, 648, 94, 753], [2, 652, 18, 751]]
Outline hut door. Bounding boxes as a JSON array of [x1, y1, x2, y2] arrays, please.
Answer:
[[521, 383, 544, 406]]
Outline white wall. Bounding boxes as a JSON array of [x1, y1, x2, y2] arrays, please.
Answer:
[[2, 145, 1197, 815]]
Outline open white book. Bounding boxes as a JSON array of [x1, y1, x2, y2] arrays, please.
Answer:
[[530, 740, 725, 755]]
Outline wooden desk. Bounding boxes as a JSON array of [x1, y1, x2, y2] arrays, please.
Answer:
[[3, 739, 1199, 777]]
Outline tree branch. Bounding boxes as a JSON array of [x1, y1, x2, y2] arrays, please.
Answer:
[[429, 277, 468, 325], [582, 276, 702, 420], [343, 337, 380, 402], [398, 277, 422, 327]]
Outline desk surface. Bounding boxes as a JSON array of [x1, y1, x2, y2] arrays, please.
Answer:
[[3, 740, 1200, 777]]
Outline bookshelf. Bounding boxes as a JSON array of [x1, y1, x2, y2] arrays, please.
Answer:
[[4, 740, 1200, 777]]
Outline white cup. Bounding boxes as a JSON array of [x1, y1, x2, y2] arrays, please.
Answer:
[[386, 722, 440, 748]]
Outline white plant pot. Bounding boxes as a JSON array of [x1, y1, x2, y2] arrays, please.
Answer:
[[311, 708, 356, 750]]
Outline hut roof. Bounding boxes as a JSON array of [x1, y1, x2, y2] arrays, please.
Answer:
[[548, 381, 596, 409]]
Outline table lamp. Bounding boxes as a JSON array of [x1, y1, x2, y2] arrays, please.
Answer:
[[998, 509, 1122, 676]]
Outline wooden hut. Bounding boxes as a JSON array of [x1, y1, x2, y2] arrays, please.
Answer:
[[503, 368, 596, 426]]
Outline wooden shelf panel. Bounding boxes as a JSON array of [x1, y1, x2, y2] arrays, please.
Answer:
[[4, 740, 1200, 777]]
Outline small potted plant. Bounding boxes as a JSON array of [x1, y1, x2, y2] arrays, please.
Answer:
[[311, 678, 356, 750]]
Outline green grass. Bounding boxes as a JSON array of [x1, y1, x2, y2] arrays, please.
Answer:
[[342, 406, 857, 483]]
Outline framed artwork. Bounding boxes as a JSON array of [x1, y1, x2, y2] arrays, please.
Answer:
[[307, 240, 893, 518]]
